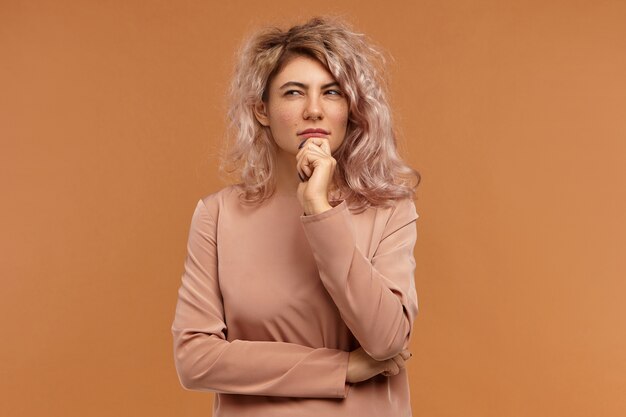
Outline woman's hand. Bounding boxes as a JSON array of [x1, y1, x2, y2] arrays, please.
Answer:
[[346, 347, 412, 384], [296, 137, 336, 214]]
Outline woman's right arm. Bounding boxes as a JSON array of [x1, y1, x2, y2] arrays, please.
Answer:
[[347, 347, 412, 383], [171, 199, 351, 398]]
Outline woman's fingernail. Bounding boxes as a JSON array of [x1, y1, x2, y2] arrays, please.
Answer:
[[298, 139, 307, 149], [298, 172, 306, 182]]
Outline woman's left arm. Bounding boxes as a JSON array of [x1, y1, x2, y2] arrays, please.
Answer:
[[300, 198, 419, 362]]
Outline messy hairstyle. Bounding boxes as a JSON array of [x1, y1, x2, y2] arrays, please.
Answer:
[[218, 16, 420, 212]]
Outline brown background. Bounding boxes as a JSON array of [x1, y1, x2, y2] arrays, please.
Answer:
[[2, 1, 625, 416]]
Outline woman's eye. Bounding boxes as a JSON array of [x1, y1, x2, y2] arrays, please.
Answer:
[[284, 90, 302, 96], [325, 89, 343, 96]]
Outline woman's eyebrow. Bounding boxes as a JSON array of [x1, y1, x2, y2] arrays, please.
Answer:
[[279, 81, 340, 90]]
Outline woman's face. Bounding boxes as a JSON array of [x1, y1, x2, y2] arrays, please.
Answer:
[[254, 55, 349, 157]]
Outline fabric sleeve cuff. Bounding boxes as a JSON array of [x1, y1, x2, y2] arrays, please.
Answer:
[[300, 200, 348, 223], [336, 350, 351, 399]]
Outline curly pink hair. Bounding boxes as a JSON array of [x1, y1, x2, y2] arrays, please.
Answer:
[[218, 16, 421, 212]]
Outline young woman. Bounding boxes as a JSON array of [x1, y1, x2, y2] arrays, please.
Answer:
[[172, 16, 421, 416]]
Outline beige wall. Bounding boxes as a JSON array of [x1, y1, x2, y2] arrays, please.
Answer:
[[2, 1, 625, 416]]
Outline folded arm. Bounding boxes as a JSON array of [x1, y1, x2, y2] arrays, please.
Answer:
[[300, 199, 419, 361], [172, 199, 350, 398]]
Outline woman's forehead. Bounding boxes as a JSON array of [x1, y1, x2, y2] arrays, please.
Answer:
[[271, 55, 336, 86]]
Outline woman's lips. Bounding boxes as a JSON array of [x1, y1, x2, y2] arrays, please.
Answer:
[[297, 128, 330, 138], [298, 132, 329, 139]]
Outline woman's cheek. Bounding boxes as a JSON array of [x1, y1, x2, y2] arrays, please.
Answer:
[[334, 110, 349, 131], [276, 108, 296, 125], [332, 102, 349, 121]]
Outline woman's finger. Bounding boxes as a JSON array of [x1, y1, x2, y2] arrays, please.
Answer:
[[295, 152, 308, 181], [386, 359, 400, 376], [296, 139, 331, 166], [296, 146, 315, 178], [296, 144, 331, 179], [299, 137, 331, 155], [299, 153, 313, 178], [318, 138, 331, 155], [296, 142, 327, 162], [391, 355, 405, 369]]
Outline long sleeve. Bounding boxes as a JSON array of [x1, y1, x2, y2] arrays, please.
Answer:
[[300, 198, 419, 361], [171, 199, 350, 398]]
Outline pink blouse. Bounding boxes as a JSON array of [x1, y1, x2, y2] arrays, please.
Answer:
[[171, 184, 419, 416]]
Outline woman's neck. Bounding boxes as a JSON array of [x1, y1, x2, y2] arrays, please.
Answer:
[[273, 149, 300, 197]]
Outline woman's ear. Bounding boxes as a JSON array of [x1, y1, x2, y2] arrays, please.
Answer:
[[253, 101, 270, 127]]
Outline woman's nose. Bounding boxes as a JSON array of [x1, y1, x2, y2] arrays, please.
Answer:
[[303, 97, 323, 121]]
